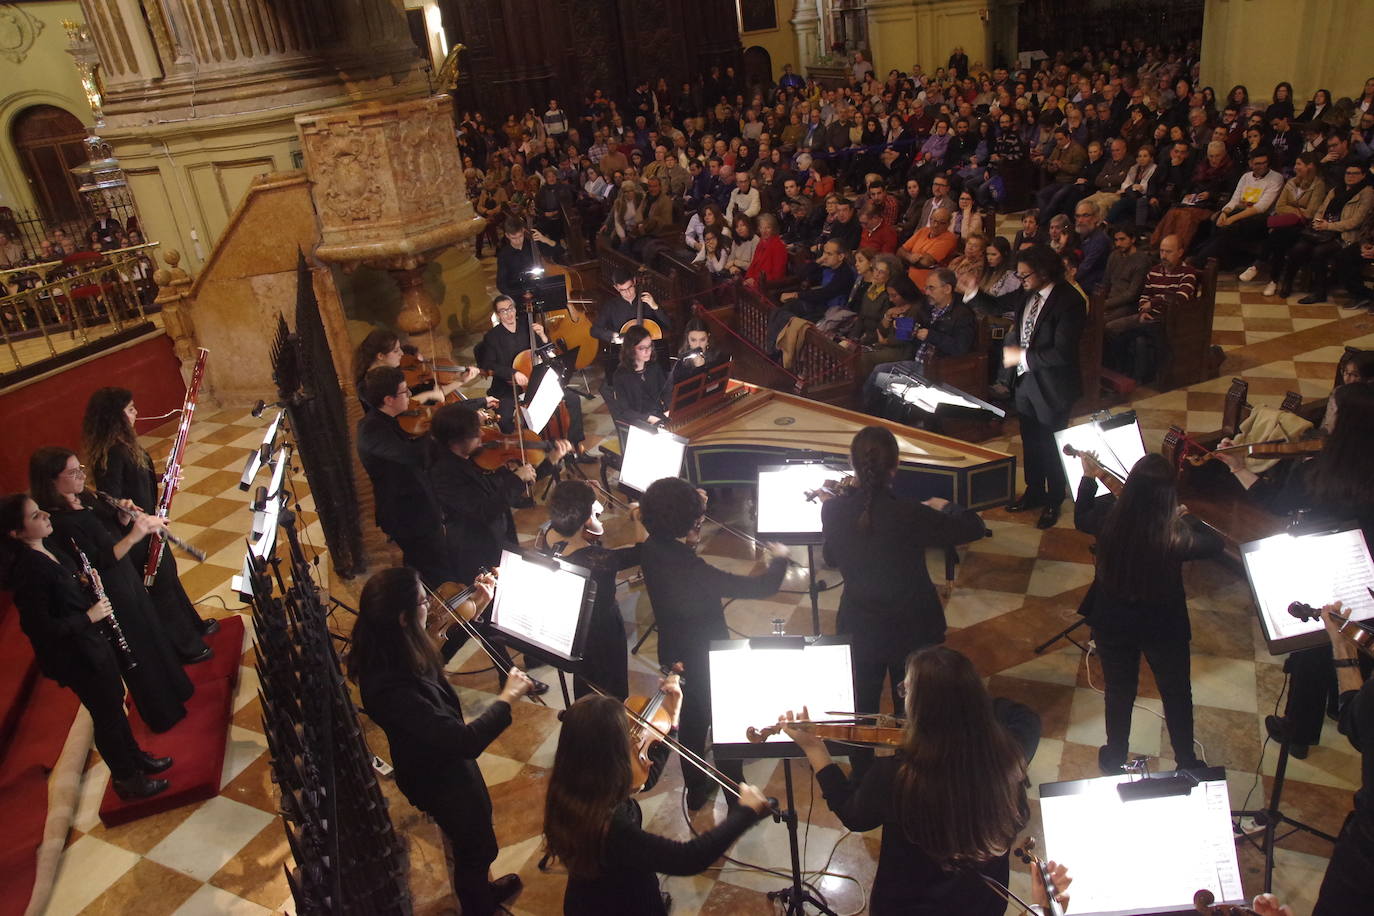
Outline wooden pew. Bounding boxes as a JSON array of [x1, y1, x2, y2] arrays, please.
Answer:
[[1158, 258, 1221, 390], [924, 315, 991, 402], [1078, 288, 1106, 411], [596, 244, 714, 348]]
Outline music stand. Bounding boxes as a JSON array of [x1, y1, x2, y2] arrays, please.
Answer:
[[1039, 768, 1245, 914], [709, 636, 855, 916], [756, 462, 846, 636], [520, 367, 565, 435], [521, 272, 569, 312], [489, 545, 596, 665], [667, 360, 733, 418], [880, 366, 1007, 420], [619, 422, 688, 496]]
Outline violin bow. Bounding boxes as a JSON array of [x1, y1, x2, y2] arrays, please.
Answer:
[[420, 580, 547, 707]]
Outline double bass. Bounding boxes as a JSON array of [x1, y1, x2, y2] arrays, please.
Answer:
[[524, 225, 600, 369]]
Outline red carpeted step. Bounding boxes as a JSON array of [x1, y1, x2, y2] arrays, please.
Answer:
[[0, 679, 80, 786], [186, 615, 247, 686], [97, 615, 245, 827], [0, 600, 42, 755], [0, 766, 51, 916]]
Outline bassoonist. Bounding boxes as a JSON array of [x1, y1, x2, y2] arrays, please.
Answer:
[[144, 347, 208, 587]]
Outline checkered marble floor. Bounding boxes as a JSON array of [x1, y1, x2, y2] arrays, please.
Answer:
[[44, 256, 1374, 916]]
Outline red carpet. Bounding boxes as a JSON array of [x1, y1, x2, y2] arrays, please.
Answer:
[[99, 615, 245, 827]]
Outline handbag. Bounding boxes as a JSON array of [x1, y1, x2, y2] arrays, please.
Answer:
[[1266, 212, 1303, 229], [1300, 227, 1340, 244]]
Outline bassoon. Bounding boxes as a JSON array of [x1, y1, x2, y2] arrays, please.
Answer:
[[144, 347, 208, 587]]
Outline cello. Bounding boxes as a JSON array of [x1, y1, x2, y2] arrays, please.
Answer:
[[511, 291, 576, 445], [618, 266, 664, 341]]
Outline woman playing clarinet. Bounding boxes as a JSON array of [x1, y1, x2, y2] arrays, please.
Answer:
[[30, 447, 192, 733], [543, 690, 771, 916], [346, 567, 535, 916], [1, 494, 174, 799], [82, 387, 214, 663]]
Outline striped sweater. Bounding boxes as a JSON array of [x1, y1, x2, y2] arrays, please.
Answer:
[[1138, 262, 1198, 318]]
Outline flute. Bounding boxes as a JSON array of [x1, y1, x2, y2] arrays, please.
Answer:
[[70, 539, 138, 670], [93, 490, 207, 562]]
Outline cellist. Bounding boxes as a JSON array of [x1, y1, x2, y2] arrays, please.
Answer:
[[476, 294, 595, 463]]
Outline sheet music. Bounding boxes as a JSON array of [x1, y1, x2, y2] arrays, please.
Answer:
[[1244, 528, 1374, 641], [521, 369, 564, 434], [491, 550, 587, 660], [1054, 417, 1147, 498], [894, 380, 986, 413], [620, 425, 687, 493], [756, 464, 844, 538], [708, 643, 856, 747], [1039, 774, 1243, 915]]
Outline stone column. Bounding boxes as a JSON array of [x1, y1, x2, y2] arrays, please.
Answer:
[[791, 0, 823, 68]]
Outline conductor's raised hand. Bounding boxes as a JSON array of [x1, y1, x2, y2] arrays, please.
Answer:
[[499, 667, 535, 704], [737, 782, 772, 815]]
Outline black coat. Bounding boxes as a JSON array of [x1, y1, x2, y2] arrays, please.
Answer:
[[606, 363, 668, 425], [9, 545, 119, 686], [1009, 282, 1086, 422], [822, 491, 986, 660], [917, 300, 977, 358], [1073, 478, 1223, 644], [356, 409, 442, 539], [428, 450, 523, 585]]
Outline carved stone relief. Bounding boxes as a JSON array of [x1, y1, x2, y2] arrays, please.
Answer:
[[0, 2, 43, 65]]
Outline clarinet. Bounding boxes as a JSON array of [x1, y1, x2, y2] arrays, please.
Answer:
[[71, 539, 138, 670]]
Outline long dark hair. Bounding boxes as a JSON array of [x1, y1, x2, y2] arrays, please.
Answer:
[[344, 567, 440, 682], [850, 426, 898, 532], [0, 492, 34, 588], [82, 387, 149, 477], [1095, 453, 1181, 603], [352, 328, 400, 389], [29, 447, 79, 512], [619, 324, 654, 371], [892, 647, 1028, 866], [1310, 384, 1374, 507], [541, 694, 636, 878]]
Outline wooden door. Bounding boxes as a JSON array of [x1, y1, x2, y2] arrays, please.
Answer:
[[11, 105, 89, 224]]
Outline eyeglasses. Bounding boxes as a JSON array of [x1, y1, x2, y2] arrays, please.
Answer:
[[393, 387, 411, 398], [61, 464, 87, 478], [1015, 272, 1035, 281]]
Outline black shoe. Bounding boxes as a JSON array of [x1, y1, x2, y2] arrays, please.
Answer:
[[138, 751, 174, 774], [512, 495, 536, 510], [686, 783, 718, 811], [1006, 491, 1046, 512], [1036, 503, 1061, 529], [527, 677, 551, 697], [490, 873, 521, 905], [1098, 745, 1126, 777], [1277, 283, 1292, 299], [112, 774, 170, 801], [1174, 757, 1206, 771], [574, 450, 599, 465], [1297, 292, 1327, 304], [661, 891, 673, 912], [199, 617, 220, 637], [182, 646, 214, 665], [1352, 298, 1374, 311], [1265, 714, 1309, 759]]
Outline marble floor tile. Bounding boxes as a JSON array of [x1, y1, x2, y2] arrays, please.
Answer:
[[44, 834, 142, 916], [1025, 559, 1096, 598], [145, 796, 277, 882], [206, 820, 291, 908], [218, 725, 268, 791], [1191, 655, 1261, 714], [74, 857, 202, 916], [170, 884, 272, 915], [1065, 685, 1164, 759]]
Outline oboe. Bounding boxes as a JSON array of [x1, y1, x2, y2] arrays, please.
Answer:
[[92, 490, 206, 561], [70, 540, 138, 670]]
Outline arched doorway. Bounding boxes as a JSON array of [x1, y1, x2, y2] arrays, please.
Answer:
[[11, 105, 88, 223], [744, 46, 774, 93]]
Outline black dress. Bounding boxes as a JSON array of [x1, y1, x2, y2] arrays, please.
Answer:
[[8, 544, 145, 779], [814, 697, 1041, 916], [549, 540, 640, 700], [47, 496, 192, 733], [93, 446, 208, 659]]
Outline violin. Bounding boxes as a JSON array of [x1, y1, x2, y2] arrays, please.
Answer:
[[745, 717, 906, 748], [625, 663, 684, 790], [1245, 438, 1324, 460], [1061, 444, 1125, 497], [399, 352, 481, 391], [1180, 437, 1287, 467], [423, 568, 497, 644], [1014, 838, 1066, 916], [618, 266, 664, 340], [1193, 888, 1261, 915], [473, 427, 550, 472], [803, 475, 859, 503], [1289, 601, 1374, 659]]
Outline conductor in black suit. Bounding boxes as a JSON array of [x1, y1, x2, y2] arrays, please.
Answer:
[[1001, 246, 1086, 528]]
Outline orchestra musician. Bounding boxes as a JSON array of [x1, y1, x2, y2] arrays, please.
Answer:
[[592, 270, 671, 379], [537, 480, 639, 700], [1002, 245, 1086, 529], [345, 567, 534, 916], [1216, 383, 1374, 758], [352, 328, 482, 410], [542, 691, 771, 915], [605, 326, 669, 434], [82, 387, 215, 664], [781, 646, 1042, 915], [818, 426, 986, 776], [355, 366, 450, 586], [666, 317, 728, 391], [495, 216, 561, 298], [1074, 452, 1221, 774], [29, 447, 193, 734], [638, 476, 790, 810], [476, 294, 593, 462], [1, 493, 175, 800]]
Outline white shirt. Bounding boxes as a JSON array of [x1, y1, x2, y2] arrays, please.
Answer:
[[726, 187, 761, 222]]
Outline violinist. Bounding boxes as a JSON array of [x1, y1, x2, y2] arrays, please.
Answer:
[[818, 426, 986, 776], [592, 270, 671, 378], [605, 326, 669, 434], [1074, 452, 1221, 774], [542, 691, 771, 916], [476, 294, 592, 462], [352, 328, 482, 410], [82, 387, 214, 664], [1, 493, 174, 800], [345, 567, 534, 916], [782, 646, 1041, 916], [638, 476, 790, 810], [1216, 383, 1374, 757], [29, 448, 194, 735], [537, 480, 639, 700], [495, 216, 561, 298], [355, 367, 449, 586]]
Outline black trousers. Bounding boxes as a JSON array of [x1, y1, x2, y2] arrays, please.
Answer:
[[67, 663, 143, 780], [422, 791, 500, 916], [670, 646, 744, 794], [1282, 235, 1344, 293], [391, 529, 451, 587], [495, 386, 585, 445], [848, 638, 915, 780], [1313, 811, 1374, 916], [140, 544, 209, 660], [1094, 635, 1198, 767], [1282, 644, 1338, 745], [1014, 395, 1071, 503], [1195, 216, 1268, 269], [1261, 223, 1304, 278]]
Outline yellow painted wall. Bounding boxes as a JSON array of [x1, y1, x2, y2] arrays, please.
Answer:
[[740, 0, 801, 81], [0, 2, 95, 212], [1201, 0, 1374, 107]]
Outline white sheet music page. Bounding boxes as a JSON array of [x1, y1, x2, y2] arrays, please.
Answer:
[[491, 550, 585, 659], [1244, 527, 1374, 641], [708, 643, 856, 746]]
